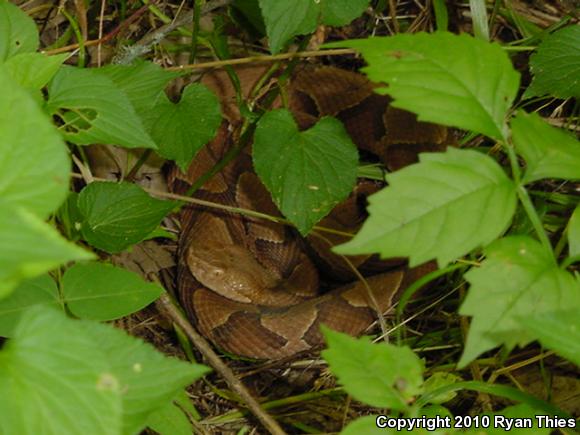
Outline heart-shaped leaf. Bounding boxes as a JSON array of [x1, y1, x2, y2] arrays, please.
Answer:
[[253, 109, 358, 235], [149, 83, 222, 170]]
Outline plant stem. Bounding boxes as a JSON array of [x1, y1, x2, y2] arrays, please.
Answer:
[[504, 140, 552, 252]]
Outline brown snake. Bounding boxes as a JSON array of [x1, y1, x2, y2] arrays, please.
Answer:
[[173, 67, 446, 360]]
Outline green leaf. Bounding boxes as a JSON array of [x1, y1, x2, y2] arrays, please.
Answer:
[[518, 309, 580, 366], [4, 52, 68, 90], [254, 109, 358, 235], [46, 66, 157, 149], [526, 26, 580, 99], [570, 204, 580, 258], [336, 148, 517, 267], [0, 307, 123, 435], [0, 0, 38, 61], [259, 0, 369, 54], [0, 274, 62, 337], [149, 83, 222, 170], [326, 32, 520, 140], [77, 181, 176, 253], [0, 68, 70, 217], [146, 392, 196, 435], [0, 205, 94, 298], [97, 61, 179, 119], [469, 0, 489, 41], [459, 236, 580, 367], [511, 111, 580, 184], [62, 262, 163, 321], [81, 321, 209, 435], [322, 327, 423, 410]]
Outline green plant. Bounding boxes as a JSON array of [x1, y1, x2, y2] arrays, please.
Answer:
[[0, 0, 579, 433]]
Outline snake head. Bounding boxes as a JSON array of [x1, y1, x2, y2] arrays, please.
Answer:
[[187, 243, 278, 303]]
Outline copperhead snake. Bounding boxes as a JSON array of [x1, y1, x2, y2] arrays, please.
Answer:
[[172, 67, 447, 360]]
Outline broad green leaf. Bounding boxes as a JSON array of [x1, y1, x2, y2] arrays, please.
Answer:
[[62, 262, 163, 321], [149, 83, 222, 170], [0, 307, 122, 435], [326, 32, 520, 140], [0, 274, 62, 337], [336, 148, 517, 267], [97, 61, 179, 119], [0, 204, 94, 298], [511, 111, 580, 184], [518, 309, 580, 366], [570, 204, 580, 258], [77, 181, 176, 253], [81, 321, 209, 435], [0, 0, 38, 61], [146, 392, 196, 435], [46, 66, 157, 149], [459, 236, 580, 367], [322, 327, 423, 410], [254, 109, 358, 235], [4, 52, 68, 90], [259, 0, 369, 54], [526, 26, 580, 99], [0, 68, 69, 217]]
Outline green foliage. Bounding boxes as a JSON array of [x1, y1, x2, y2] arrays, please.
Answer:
[[4, 52, 68, 91], [146, 392, 198, 435], [97, 61, 179, 119], [518, 309, 580, 366], [336, 148, 517, 267], [62, 263, 163, 321], [322, 328, 424, 410], [2, 1, 579, 431], [0, 307, 208, 435], [511, 111, 580, 183], [77, 182, 176, 253], [254, 109, 358, 234], [570, 205, 580, 258], [82, 320, 209, 435], [0, 307, 123, 434], [46, 66, 158, 149], [0, 0, 38, 61], [0, 202, 93, 298], [259, 0, 370, 53], [0, 68, 70, 217], [149, 83, 222, 170], [327, 32, 519, 140], [459, 236, 580, 367], [526, 25, 580, 99], [0, 275, 62, 336]]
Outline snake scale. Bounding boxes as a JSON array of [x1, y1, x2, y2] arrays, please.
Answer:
[[172, 67, 446, 359]]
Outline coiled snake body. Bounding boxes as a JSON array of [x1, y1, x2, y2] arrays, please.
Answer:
[[174, 67, 445, 359]]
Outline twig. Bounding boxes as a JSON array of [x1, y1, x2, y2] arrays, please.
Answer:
[[166, 48, 357, 72], [70, 172, 356, 238], [157, 293, 287, 435], [115, 0, 233, 64]]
